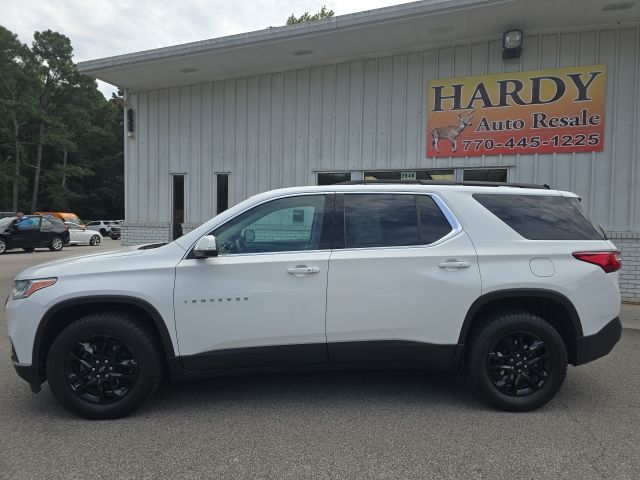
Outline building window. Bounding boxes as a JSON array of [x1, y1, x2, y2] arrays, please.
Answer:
[[463, 168, 508, 182], [318, 172, 351, 185], [216, 173, 229, 214], [364, 170, 454, 181], [172, 174, 185, 240]]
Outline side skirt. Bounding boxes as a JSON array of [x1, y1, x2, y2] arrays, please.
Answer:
[[169, 341, 464, 382]]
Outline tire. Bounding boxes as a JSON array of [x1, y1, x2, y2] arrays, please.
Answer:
[[46, 312, 163, 419], [100, 228, 107, 237], [49, 236, 64, 251], [466, 311, 567, 412], [89, 235, 101, 246], [0, 238, 6, 255]]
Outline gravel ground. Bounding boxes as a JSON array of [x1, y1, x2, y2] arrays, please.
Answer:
[[1, 243, 639, 479]]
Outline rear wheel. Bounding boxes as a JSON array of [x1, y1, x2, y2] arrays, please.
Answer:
[[46, 312, 163, 419], [466, 311, 567, 411], [49, 236, 64, 251], [100, 228, 107, 236], [0, 238, 7, 254], [89, 235, 101, 246]]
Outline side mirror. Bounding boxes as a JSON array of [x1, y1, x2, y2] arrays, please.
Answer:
[[242, 228, 255, 242], [194, 235, 218, 258]]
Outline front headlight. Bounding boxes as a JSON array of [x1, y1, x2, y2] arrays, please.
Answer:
[[11, 278, 57, 300]]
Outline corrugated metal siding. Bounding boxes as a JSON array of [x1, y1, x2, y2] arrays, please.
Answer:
[[126, 27, 640, 232]]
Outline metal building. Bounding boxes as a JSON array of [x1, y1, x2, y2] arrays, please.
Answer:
[[79, 0, 640, 301]]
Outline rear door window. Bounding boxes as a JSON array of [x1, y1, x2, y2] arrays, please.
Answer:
[[345, 194, 419, 248], [418, 195, 453, 244], [473, 194, 604, 240]]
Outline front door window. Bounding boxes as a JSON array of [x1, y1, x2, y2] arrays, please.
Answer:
[[213, 195, 330, 255]]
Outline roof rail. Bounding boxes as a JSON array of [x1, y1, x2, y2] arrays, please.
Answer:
[[337, 180, 551, 189]]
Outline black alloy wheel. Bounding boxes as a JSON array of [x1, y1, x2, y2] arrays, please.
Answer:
[[64, 335, 139, 405], [46, 313, 163, 419], [487, 331, 551, 396], [466, 311, 567, 411]]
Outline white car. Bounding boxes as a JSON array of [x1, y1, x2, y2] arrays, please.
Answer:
[[6, 182, 622, 419], [85, 220, 115, 237], [65, 222, 102, 246]]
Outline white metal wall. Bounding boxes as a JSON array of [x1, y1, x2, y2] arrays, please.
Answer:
[[125, 27, 640, 232]]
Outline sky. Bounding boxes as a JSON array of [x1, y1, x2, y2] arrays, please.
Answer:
[[4, 0, 407, 98]]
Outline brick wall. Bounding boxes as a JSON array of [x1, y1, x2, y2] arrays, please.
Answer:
[[120, 222, 171, 246], [608, 232, 640, 303]]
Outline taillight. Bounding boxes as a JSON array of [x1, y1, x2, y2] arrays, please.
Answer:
[[572, 251, 621, 273]]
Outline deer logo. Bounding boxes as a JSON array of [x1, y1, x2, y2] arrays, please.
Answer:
[[431, 109, 475, 153]]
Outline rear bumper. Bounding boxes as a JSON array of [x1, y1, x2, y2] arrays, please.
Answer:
[[574, 316, 622, 365]]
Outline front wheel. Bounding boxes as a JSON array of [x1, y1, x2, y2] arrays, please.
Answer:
[[0, 238, 7, 254], [466, 312, 567, 412], [46, 313, 163, 419], [49, 236, 64, 251], [89, 235, 101, 246]]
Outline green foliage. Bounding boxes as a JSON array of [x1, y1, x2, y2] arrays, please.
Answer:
[[0, 26, 124, 219], [286, 5, 334, 25]]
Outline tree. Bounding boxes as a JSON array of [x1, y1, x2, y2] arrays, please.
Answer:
[[0, 26, 36, 212], [286, 5, 334, 25], [29, 30, 86, 213], [0, 26, 126, 220]]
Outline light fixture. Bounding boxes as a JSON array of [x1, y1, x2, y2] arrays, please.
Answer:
[[292, 49, 313, 56], [180, 67, 198, 73], [127, 108, 134, 138], [502, 29, 523, 60]]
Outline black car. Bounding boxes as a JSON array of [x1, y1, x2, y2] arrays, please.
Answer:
[[0, 215, 70, 254], [109, 221, 121, 239]]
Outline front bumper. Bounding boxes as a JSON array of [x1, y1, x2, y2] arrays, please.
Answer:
[[574, 316, 622, 365]]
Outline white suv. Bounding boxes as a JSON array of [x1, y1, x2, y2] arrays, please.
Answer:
[[5, 182, 622, 419]]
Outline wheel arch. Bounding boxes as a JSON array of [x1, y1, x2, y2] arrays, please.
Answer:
[[33, 296, 176, 383], [459, 289, 583, 365]]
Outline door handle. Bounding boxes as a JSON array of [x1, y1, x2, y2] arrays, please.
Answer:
[[287, 265, 320, 275], [438, 260, 470, 269]]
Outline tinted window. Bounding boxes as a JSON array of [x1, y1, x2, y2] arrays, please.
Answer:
[[345, 194, 419, 248], [214, 195, 328, 254], [16, 217, 40, 230], [318, 172, 351, 185], [474, 194, 604, 240], [463, 168, 507, 182], [418, 196, 453, 244], [41, 217, 53, 227]]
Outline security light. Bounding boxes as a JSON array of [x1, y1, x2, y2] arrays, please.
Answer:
[[502, 29, 523, 59]]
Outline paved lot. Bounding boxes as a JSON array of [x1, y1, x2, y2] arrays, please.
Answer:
[[1, 243, 639, 479]]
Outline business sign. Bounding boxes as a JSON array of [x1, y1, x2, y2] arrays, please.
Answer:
[[426, 65, 606, 157]]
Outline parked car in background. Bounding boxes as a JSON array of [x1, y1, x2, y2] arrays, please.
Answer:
[[85, 220, 115, 237], [64, 222, 102, 246], [109, 221, 121, 240], [0, 215, 70, 254], [34, 212, 84, 227]]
